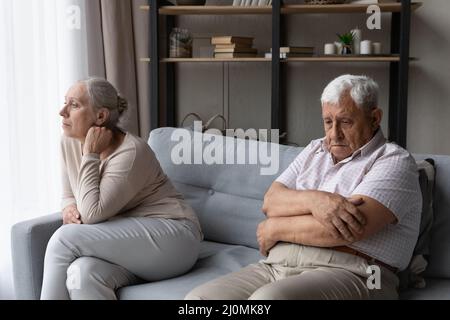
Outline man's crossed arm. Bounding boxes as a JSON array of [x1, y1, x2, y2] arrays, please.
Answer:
[[258, 182, 396, 256]]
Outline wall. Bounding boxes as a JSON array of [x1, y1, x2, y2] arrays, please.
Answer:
[[171, 0, 450, 154], [408, 0, 450, 154]]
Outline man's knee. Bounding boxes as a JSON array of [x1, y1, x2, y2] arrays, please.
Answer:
[[184, 290, 203, 300], [249, 284, 290, 300], [184, 283, 216, 300], [185, 280, 243, 300]]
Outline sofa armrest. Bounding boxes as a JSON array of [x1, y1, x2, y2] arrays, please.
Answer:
[[11, 213, 63, 300]]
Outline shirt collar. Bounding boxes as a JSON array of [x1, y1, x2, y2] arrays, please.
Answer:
[[319, 128, 386, 165], [358, 128, 386, 157]]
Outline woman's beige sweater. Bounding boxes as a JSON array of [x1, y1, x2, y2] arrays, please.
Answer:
[[60, 132, 201, 233]]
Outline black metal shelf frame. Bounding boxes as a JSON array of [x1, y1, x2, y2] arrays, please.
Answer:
[[149, 0, 413, 148]]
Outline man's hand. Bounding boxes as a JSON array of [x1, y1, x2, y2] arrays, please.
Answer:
[[62, 204, 82, 225], [257, 219, 277, 256], [310, 192, 366, 242], [83, 126, 113, 155]]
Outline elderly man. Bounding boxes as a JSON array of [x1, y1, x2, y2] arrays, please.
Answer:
[[185, 74, 421, 300]]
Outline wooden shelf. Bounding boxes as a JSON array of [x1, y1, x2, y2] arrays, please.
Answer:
[[285, 55, 401, 62], [139, 3, 422, 15], [162, 58, 270, 62], [141, 5, 271, 15], [139, 56, 412, 63], [281, 3, 422, 14]]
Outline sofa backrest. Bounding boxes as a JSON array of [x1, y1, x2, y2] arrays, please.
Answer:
[[149, 127, 300, 249], [149, 128, 450, 278]]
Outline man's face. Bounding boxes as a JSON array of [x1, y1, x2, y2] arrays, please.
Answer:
[[322, 93, 381, 162]]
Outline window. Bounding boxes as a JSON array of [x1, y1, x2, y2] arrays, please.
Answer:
[[0, 0, 90, 299]]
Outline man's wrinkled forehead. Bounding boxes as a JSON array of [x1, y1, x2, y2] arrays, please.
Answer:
[[322, 100, 360, 117]]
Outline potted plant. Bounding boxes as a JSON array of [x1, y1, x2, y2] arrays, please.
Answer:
[[336, 31, 355, 54]]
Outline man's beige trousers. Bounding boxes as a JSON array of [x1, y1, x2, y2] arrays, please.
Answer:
[[186, 242, 399, 300]]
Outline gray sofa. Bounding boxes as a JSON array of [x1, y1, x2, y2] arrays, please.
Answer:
[[11, 127, 450, 299]]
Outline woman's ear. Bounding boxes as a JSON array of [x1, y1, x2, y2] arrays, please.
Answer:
[[95, 108, 110, 127]]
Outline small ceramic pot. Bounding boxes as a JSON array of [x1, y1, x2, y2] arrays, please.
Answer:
[[341, 45, 352, 55]]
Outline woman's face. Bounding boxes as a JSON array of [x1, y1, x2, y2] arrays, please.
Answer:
[[59, 83, 97, 140]]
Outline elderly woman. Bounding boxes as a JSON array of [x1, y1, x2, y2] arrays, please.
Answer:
[[40, 78, 202, 300]]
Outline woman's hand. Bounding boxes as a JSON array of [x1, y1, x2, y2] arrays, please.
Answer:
[[62, 204, 82, 224], [83, 126, 113, 155], [257, 219, 277, 257]]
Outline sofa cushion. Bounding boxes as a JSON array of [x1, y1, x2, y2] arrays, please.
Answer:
[[415, 159, 436, 258], [172, 181, 265, 248], [117, 241, 262, 300], [413, 155, 450, 279], [399, 159, 436, 290]]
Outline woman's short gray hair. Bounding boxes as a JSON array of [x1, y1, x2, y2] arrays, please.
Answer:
[[320, 74, 379, 112], [79, 77, 128, 127]]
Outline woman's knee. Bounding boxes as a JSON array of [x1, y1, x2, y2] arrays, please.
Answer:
[[46, 224, 81, 253], [66, 257, 108, 299], [66, 257, 96, 291]]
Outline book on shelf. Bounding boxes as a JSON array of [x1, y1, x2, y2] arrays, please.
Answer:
[[214, 52, 258, 58], [270, 46, 315, 54], [214, 47, 257, 54], [232, 0, 271, 6], [211, 36, 254, 46], [215, 43, 254, 50]]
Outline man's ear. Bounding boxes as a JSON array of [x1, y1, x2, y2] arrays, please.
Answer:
[[371, 107, 383, 130], [95, 108, 110, 127]]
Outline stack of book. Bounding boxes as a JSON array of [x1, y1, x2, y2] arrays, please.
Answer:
[[211, 36, 258, 58], [232, 0, 272, 6], [265, 46, 315, 59]]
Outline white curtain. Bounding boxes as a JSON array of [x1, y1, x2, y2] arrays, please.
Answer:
[[0, 0, 93, 299]]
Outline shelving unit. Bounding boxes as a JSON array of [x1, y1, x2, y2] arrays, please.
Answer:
[[143, 56, 405, 63], [144, 0, 421, 147], [140, 3, 422, 14]]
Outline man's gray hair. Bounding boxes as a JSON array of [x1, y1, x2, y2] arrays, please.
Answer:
[[79, 77, 128, 127], [321, 74, 379, 111]]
